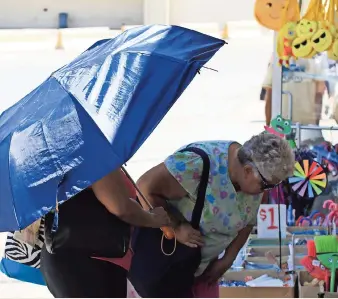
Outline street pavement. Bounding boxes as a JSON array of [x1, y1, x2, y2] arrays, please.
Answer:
[[0, 35, 273, 297]]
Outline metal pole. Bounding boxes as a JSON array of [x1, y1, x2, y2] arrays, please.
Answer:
[[295, 122, 301, 148], [282, 91, 293, 120], [291, 124, 338, 131], [272, 31, 283, 119]]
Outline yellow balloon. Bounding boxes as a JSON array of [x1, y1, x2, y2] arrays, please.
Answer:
[[328, 39, 338, 61], [311, 29, 333, 53], [292, 36, 314, 58], [319, 20, 336, 38], [296, 19, 318, 39]]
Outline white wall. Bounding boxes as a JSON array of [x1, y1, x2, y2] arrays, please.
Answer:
[[143, 0, 169, 25], [0, 0, 256, 29], [169, 0, 255, 25], [0, 0, 143, 29]]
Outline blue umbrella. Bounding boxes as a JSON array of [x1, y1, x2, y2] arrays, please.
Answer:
[[0, 24, 225, 232]]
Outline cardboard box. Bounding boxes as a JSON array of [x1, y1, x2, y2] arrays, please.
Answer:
[[219, 270, 295, 298], [246, 256, 303, 266], [287, 226, 328, 235], [247, 245, 307, 257], [321, 292, 338, 298], [298, 271, 321, 298], [248, 236, 290, 246]]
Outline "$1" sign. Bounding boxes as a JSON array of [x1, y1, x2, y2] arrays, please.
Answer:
[[257, 204, 287, 239]]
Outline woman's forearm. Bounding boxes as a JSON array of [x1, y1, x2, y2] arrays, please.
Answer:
[[92, 169, 156, 227], [136, 192, 184, 229], [116, 198, 159, 227], [222, 225, 253, 263]]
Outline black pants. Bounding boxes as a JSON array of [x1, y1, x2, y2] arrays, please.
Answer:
[[40, 245, 127, 298]]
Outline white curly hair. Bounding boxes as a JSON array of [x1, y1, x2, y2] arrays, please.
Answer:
[[238, 133, 295, 182]]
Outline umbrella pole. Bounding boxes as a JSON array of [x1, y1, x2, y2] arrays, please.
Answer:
[[121, 166, 154, 210]]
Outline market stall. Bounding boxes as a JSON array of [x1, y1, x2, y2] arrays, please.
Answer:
[[217, 0, 338, 297]]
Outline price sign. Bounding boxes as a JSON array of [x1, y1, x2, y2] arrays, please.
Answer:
[[257, 204, 287, 239]]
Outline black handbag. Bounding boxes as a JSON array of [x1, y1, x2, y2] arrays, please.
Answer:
[[44, 188, 130, 258], [128, 147, 210, 298]]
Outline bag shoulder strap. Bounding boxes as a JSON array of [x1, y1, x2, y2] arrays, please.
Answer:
[[179, 147, 210, 229]]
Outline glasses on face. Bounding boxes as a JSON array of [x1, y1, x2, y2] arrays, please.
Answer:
[[253, 165, 280, 191]]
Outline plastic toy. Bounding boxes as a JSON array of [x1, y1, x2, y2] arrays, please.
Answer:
[[314, 235, 338, 292], [265, 114, 292, 136], [288, 159, 327, 198], [277, 22, 297, 66]]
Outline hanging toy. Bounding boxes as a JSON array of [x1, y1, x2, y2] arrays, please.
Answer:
[[295, 0, 319, 39], [277, 22, 297, 66], [323, 0, 337, 37], [273, 0, 300, 64], [327, 40, 338, 60], [296, 19, 318, 39], [326, 0, 338, 60], [311, 0, 334, 53], [292, 36, 316, 58], [311, 25, 333, 52], [319, 21, 337, 37], [254, 0, 300, 31], [288, 159, 328, 198], [292, 0, 325, 58]]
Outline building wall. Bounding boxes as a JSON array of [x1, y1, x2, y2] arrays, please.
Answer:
[[0, 0, 256, 29], [169, 0, 255, 26], [0, 0, 143, 29]]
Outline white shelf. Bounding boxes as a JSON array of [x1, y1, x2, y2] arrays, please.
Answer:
[[282, 71, 338, 83]]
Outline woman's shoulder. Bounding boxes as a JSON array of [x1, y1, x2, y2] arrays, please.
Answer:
[[236, 192, 263, 207], [180, 140, 236, 156]]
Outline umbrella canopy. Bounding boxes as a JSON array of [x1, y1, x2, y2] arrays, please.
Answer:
[[0, 25, 225, 232]]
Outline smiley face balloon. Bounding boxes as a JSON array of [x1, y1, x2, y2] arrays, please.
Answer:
[[254, 0, 299, 31], [292, 36, 314, 58], [328, 39, 338, 61], [296, 19, 318, 39], [319, 20, 336, 38], [311, 28, 333, 53]]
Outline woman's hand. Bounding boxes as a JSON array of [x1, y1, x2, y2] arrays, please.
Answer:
[[175, 223, 204, 248], [199, 258, 231, 285], [148, 207, 171, 228]]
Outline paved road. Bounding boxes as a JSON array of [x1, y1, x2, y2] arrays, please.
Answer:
[[0, 35, 272, 297]]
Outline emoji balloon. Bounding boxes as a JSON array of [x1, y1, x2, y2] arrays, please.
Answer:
[[311, 28, 333, 53], [295, 19, 318, 39], [254, 0, 300, 31], [328, 39, 338, 61], [319, 20, 336, 38], [292, 36, 314, 58]]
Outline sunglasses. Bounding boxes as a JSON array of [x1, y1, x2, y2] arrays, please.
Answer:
[[253, 165, 280, 191]]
